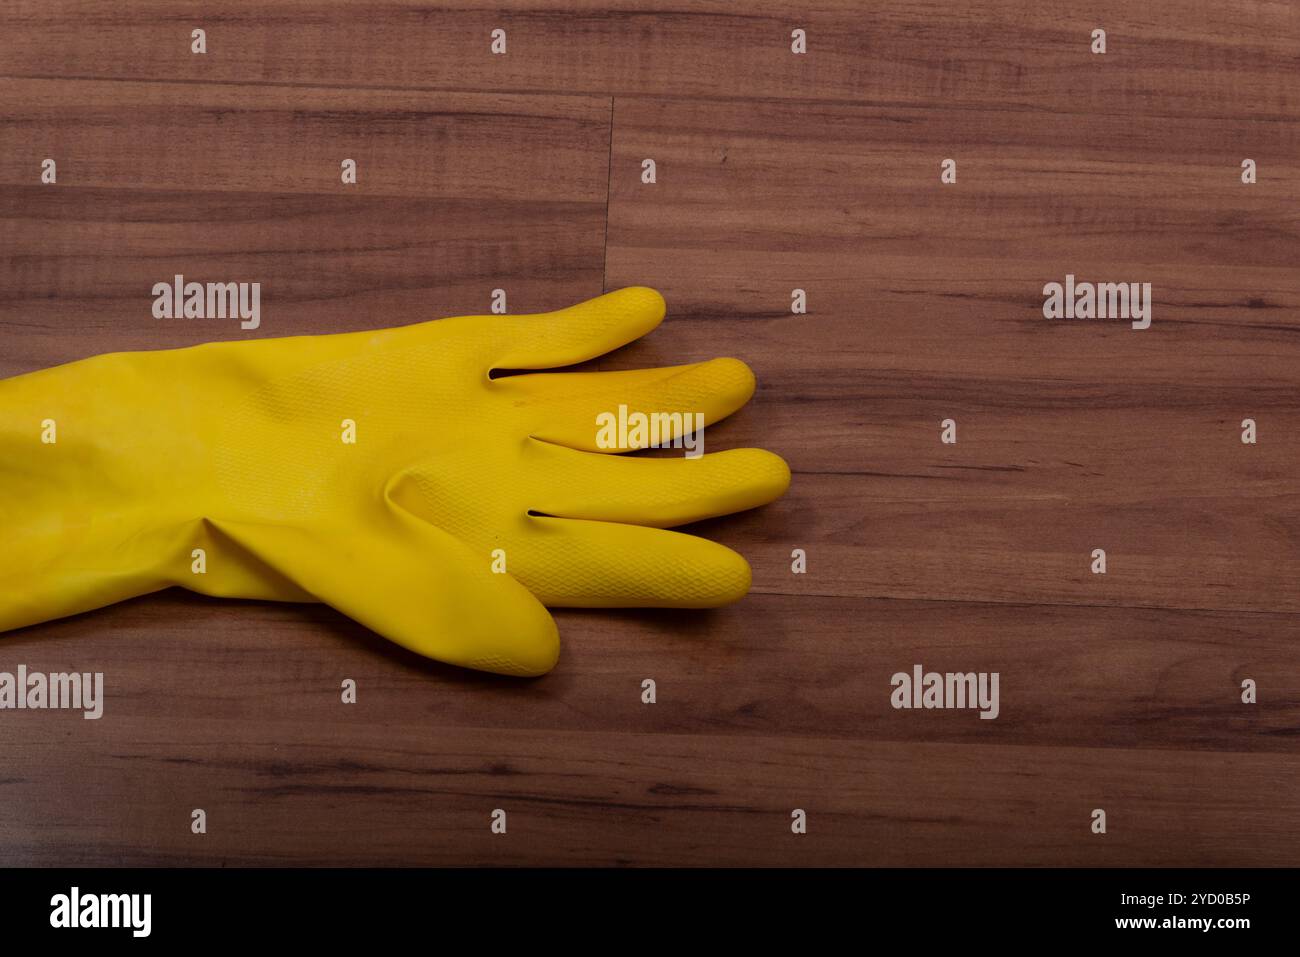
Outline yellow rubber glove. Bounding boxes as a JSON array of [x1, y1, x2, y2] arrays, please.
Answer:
[[0, 288, 789, 675]]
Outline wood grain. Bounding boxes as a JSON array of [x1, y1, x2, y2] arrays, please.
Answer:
[[605, 95, 1300, 613], [0, 3, 1297, 867], [0, 78, 610, 367], [5, 588, 1298, 750], [3, 2, 1296, 118], [4, 600, 1299, 867]]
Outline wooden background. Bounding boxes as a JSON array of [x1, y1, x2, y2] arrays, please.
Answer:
[[1, 1, 1298, 866]]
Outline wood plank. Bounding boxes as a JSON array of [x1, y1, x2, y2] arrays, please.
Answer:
[[2, 2, 1296, 118], [604, 95, 1300, 612], [0, 78, 610, 369], [2, 703, 1296, 865], [2, 590, 1294, 758]]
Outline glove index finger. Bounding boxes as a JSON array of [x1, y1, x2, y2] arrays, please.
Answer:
[[493, 286, 666, 371]]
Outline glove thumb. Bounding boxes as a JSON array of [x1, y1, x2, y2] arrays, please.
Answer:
[[212, 511, 560, 677]]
